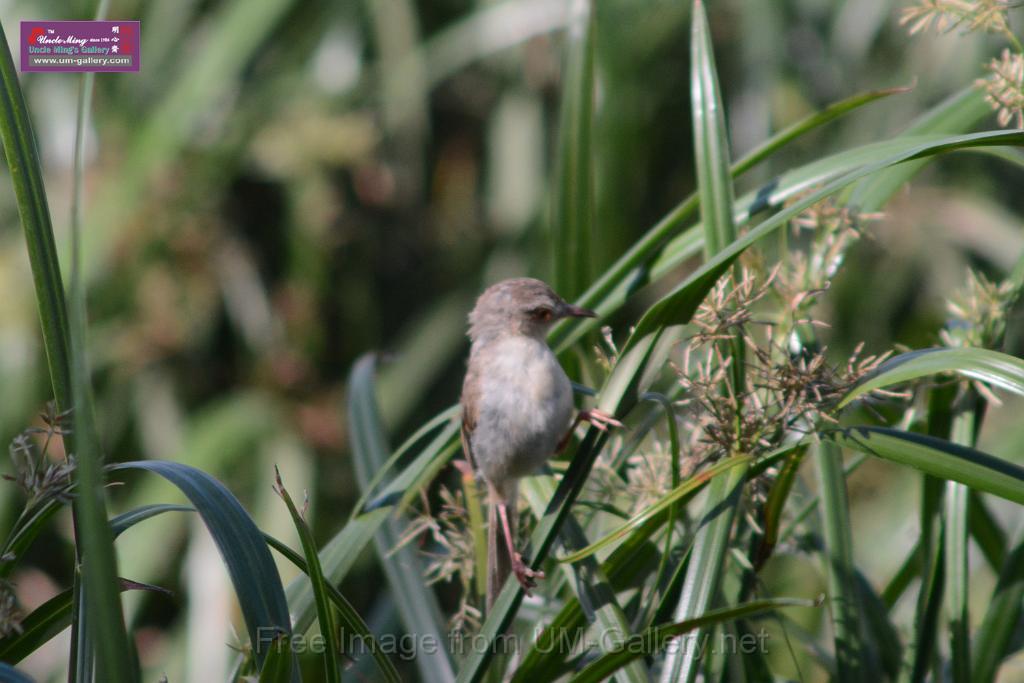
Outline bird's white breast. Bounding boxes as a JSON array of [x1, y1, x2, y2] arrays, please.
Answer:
[[470, 335, 573, 485]]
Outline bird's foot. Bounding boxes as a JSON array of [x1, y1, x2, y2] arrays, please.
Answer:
[[579, 408, 623, 432], [511, 553, 544, 595]]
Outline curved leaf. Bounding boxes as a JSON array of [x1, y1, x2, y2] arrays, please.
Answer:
[[0, 580, 169, 665], [826, 427, 1024, 505], [840, 347, 1024, 407], [110, 504, 193, 538], [622, 129, 1024, 353], [109, 461, 292, 668]]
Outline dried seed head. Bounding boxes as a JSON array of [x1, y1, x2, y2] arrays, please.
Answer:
[[977, 48, 1024, 129]]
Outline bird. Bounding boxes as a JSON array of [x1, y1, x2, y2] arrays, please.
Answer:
[[459, 278, 621, 609]]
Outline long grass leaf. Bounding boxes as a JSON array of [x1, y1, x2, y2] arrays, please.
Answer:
[[840, 347, 1024, 407], [814, 441, 866, 682], [257, 635, 292, 683], [109, 504, 193, 538], [0, 580, 167, 665], [552, 0, 595, 300], [972, 524, 1024, 681], [847, 86, 990, 211], [347, 355, 455, 683], [262, 532, 401, 683], [945, 410, 976, 683], [659, 461, 750, 683], [109, 461, 293, 668], [273, 471, 341, 683], [968, 492, 1005, 570], [691, 0, 735, 256], [0, 28, 71, 406], [828, 427, 1024, 505], [621, 129, 1024, 352]]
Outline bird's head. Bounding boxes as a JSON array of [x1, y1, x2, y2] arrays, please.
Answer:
[[467, 278, 595, 343]]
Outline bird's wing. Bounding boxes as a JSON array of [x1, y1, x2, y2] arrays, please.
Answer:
[[459, 361, 480, 471]]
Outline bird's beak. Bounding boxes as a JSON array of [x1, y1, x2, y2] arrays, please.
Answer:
[[562, 303, 597, 319]]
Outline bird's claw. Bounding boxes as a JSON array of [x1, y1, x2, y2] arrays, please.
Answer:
[[580, 408, 623, 432], [512, 553, 544, 595]]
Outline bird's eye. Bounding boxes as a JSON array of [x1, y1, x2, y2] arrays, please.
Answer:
[[531, 307, 553, 322]]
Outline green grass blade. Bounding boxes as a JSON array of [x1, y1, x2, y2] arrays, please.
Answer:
[[521, 476, 648, 683], [753, 449, 804, 569], [551, 0, 595, 300], [659, 461, 750, 683], [572, 598, 816, 683], [854, 571, 903, 679], [262, 532, 402, 683], [691, 0, 735, 257], [945, 477, 971, 682], [840, 347, 1024, 408], [559, 454, 751, 563], [0, 494, 72, 580], [257, 635, 292, 683], [814, 441, 867, 683], [881, 542, 921, 609], [0, 580, 168, 666], [0, 589, 74, 664], [972, 524, 1024, 681], [621, 129, 1024, 353], [273, 471, 341, 683], [109, 461, 293, 667], [732, 85, 910, 176], [828, 427, 1024, 505], [26, 0, 140, 672], [347, 355, 455, 683], [109, 504, 193, 538], [946, 410, 976, 683], [907, 523, 944, 682], [968, 492, 1005, 570], [847, 86, 990, 211], [0, 25, 71, 408]]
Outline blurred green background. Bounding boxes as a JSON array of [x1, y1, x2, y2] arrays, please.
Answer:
[[1, 0, 1022, 680]]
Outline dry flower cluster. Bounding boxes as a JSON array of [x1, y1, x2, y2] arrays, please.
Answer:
[[901, 0, 1024, 129], [900, 0, 1016, 39], [394, 483, 481, 633], [978, 49, 1024, 128], [4, 403, 75, 506]]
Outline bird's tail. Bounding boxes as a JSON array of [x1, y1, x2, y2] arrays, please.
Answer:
[[486, 483, 517, 611]]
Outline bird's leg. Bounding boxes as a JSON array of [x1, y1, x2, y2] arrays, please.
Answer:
[[497, 499, 544, 594], [557, 408, 625, 452]]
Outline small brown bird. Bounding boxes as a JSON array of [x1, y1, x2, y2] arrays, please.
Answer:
[[459, 278, 621, 608]]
